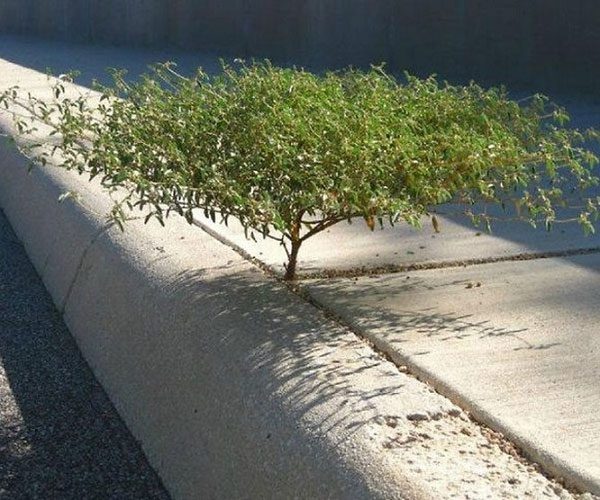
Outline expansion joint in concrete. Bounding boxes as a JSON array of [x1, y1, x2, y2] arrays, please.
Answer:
[[295, 246, 600, 280]]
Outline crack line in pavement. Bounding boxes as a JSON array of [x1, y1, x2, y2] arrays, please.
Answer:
[[295, 246, 600, 280], [192, 218, 279, 276], [59, 221, 115, 315]]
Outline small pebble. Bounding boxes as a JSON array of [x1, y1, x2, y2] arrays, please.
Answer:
[[407, 412, 429, 422], [384, 416, 398, 428]]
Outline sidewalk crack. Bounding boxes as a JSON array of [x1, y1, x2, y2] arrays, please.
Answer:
[[59, 222, 114, 315]]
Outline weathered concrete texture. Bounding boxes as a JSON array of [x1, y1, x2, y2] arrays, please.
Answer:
[[306, 256, 600, 495], [0, 210, 168, 499], [1, 1, 600, 94], [0, 37, 591, 499]]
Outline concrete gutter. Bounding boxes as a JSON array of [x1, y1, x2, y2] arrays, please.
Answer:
[[0, 49, 591, 499]]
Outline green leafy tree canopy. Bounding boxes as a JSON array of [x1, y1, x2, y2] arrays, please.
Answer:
[[1, 61, 599, 279]]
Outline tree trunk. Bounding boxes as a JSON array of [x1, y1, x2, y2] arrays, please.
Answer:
[[284, 238, 301, 281]]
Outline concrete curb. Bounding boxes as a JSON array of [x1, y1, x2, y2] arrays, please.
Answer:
[[0, 130, 434, 498]]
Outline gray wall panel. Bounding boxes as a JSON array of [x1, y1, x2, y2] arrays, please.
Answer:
[[1, 1, 599, 93]]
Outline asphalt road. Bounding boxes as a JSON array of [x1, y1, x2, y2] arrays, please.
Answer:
[[0, 210, 169, 499]]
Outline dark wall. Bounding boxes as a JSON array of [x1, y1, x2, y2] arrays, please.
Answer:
[[1, 1, 599, 93]]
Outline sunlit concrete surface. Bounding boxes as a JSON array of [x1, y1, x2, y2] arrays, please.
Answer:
[[306, 255, 600, 494], [195, 210, 600, 278]]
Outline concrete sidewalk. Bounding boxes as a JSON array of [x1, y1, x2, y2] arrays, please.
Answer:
[[0, 35, 598, 498], [205, 200, 600, 492], [0, 210, 168, 498], [195, 209, 600, 278]]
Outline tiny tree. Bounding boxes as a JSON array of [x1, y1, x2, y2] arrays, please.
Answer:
[[1, 62, 599, 280]]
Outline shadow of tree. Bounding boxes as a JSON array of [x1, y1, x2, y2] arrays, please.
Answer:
[[160, 267, 416, 443], [305, 276, 562, 353]]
